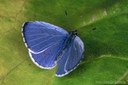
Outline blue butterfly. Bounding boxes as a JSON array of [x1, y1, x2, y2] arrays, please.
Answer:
[[22, 21, 84, 77]]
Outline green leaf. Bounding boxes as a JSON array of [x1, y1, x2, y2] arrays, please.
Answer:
[[0, 0, 128, 85]]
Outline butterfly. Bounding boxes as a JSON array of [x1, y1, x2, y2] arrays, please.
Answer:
[[22, 21, 84, 77]]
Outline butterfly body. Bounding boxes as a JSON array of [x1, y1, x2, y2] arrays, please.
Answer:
[[62, 30, 77, 50], [22, 21, 84, 77]]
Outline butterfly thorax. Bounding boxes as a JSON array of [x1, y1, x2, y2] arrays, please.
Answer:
[[63, 30, 77, 49]]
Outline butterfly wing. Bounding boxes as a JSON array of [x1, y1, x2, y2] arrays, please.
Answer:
[[28, 41, 63, 69], [56, 36, 84, 77], [22, 21, 69, 69], [22, 21, 68, 53]]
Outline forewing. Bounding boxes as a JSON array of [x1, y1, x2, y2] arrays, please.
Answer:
[[22, 21, 68, 54], [22, 21, 69, 69], [56, 36, 84, 77]]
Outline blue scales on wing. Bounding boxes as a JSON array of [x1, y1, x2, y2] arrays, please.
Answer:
[[56, 36, 84, 77], [28, 42, 63, 69], [22, 21, 69, 69]]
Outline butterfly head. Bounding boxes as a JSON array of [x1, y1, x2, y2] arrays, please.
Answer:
[[71, 30, 77, 35]]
